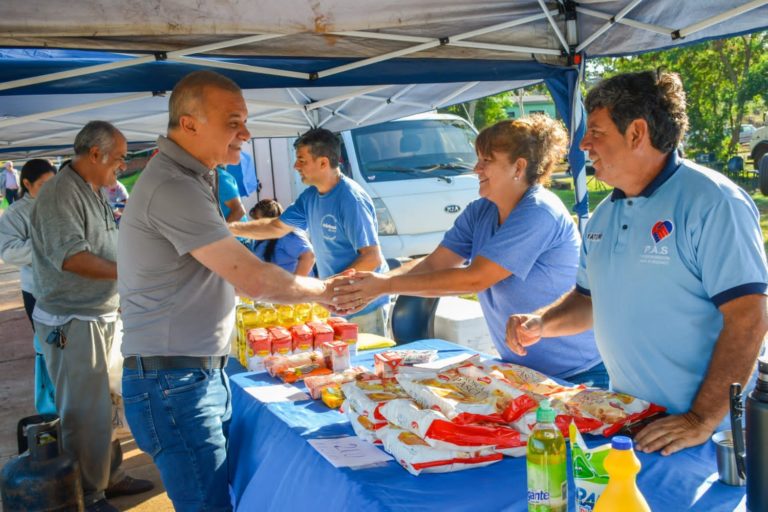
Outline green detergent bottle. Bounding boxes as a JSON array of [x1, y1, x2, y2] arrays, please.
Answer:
[[527, 399, 567, 512]]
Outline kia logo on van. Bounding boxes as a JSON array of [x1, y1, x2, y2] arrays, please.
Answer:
[[444, 204, 461, 214]]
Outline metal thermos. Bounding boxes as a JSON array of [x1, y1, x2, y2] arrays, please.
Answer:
[[731, 356, 768, 512], [0, 414, 84, 511]]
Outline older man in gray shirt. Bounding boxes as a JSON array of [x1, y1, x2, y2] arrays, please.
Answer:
[[31, 121, 153, 512], [118, 70, 339, 511]]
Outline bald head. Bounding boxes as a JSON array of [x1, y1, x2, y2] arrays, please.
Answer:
[[168, 71, 243, 130]]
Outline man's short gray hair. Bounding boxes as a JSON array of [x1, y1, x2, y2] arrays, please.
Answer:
[[168, 71, 242, 130], [73, 121, 122, 156]]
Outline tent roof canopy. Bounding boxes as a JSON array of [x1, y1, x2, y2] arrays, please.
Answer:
[[0, 0, 766, 158]]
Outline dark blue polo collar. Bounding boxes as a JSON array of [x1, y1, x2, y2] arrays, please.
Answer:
[[611, 150, 681, 201]]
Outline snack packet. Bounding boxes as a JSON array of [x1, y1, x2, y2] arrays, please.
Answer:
[[342, 400, 385, 444], [305, 366, 368, 399], [569, 422, 610, 512], [377, 424, 503, 476], [341, 376, 411, 421], [554, 388, 667, 436]]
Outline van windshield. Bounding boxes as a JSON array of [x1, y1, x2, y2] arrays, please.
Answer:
[[351, 118, 477, 183]]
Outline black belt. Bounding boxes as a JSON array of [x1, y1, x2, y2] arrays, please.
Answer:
[[123, 355, 228, 371]]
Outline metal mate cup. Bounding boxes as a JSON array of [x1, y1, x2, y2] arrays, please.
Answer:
[[711, 430, 746, 487]]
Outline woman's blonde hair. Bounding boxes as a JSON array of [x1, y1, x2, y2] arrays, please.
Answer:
[[475, 115, 568, 186]]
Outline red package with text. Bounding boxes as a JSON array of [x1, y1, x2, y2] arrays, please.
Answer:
[[307, 322, 334, 349], [477, 360, 575, 396], [328, 341, 351, 371], [342, 400, 384, 444], [379, 399, 527, 456], [290, 324, 314, 353], [268, 326, 293, 355], [377, 424, 503, 476], [457, 363, 600, 435], [374, 351, 404, 378], [333, 321, 359, 356], [326, 317, 347, 327], [305, 366, 368, 399], [245, 327, 271, 372], [395, 357, 504, 422], [341, 376, 411, 421], [551, 387, 667, 436]]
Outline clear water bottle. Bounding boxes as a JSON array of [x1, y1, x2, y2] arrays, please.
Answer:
[[526, 399, 567, 512]]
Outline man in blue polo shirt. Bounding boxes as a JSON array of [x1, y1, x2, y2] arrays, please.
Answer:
[[231, 128, 388, 335], [506, 70, 768, 456]]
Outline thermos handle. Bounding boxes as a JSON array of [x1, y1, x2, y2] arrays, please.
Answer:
[[729, 383, 747, 480]]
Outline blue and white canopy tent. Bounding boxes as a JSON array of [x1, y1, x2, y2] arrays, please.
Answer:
[[0, 0, 766, 226]]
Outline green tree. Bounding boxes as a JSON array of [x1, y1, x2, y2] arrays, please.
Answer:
[[594, 32, 768, 162], [440, 92, 514, 130]]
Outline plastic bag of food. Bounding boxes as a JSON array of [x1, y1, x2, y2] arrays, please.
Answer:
[[377, 424, 503, 476], [477, 360, 574, 395], [305, 366, 368, 399], [379, 399, 527, 456], [553, 388, 667, 436], [263, 350, 331, 383], [341, 376, 412, 421], [342, 400, 385, 444]]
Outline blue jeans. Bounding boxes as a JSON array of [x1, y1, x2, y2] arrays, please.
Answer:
[[567, 362, 610, 389], [123, 364, 232, 511]]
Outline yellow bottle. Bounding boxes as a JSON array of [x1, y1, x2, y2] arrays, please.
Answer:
[[312, 303, 330, 321], [276, 304, 295, 327], [294, 303, 313, 324], [593, 436, 651, 512], [256, 304, 278, 328]]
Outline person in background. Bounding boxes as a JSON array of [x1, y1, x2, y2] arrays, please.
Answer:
[[230, 128, 389, 336], [249, 199, 315, 276], [218, 164, 247, 222], [505, 71, 768, 456], [333, 116, 606, 387], [102, 180, 129, 222], [0, 159, 57, 414], [3, 161, 20, 205], [31, 121, 153, 512]]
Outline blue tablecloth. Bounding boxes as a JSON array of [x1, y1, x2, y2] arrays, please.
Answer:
[[227, 339, 747, 511]]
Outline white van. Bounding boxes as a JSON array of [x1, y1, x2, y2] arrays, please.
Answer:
[[247, 113, 480, 259]]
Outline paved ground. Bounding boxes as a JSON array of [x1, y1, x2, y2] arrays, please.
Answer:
[[0, 262, 172, 511]]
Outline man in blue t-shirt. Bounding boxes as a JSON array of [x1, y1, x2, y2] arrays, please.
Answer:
[[231, 128, 388, 335], [217, 166, 247, 222], [506, 71, 768, 456]]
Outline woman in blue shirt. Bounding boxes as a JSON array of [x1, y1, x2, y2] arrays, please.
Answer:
[[249, 199, 316, 276], [332, 116, 607, 387]]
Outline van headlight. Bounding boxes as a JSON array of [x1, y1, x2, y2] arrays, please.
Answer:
[[373, 198, 397, 236]]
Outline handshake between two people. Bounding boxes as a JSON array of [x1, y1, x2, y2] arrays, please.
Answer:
[[320, 269, 389, 316]]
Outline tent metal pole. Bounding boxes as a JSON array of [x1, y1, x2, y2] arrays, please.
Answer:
[[676, 0, 768, 38], [12, 127, 158, 146], [316, 41, 442, 79], [245, 119, 309, 130], [306, 86, 391, 111], [245, 100, 305, 111], [171, 56, 310, 80], [0, 92, 151, 129], [576, 6, 671, 36], [0, 34, 284, 93], [576, 0, 645, 53], [432, 82, 481, 109], [286, 89, 316, 127], [331, 32, 430, 43], [450, 41, 562, 56], [317, 98, 355, 128], [450, 11, 557, 41], [535, 0, 569, 52]]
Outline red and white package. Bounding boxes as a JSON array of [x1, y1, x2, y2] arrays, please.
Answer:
[[290, 324, 314, 354], [263, 350, 331, 383], [377, 424, 503, 476], [246, 328, 270, 372], [304, 366, 368, 399], [342, 400, 384, 445], [332, 321, 359, 356], [268, 326, 293, 355], [374, 351, 404, 378], [551, 387, 667, 436], [477, 360, 574, 396], [378, 399, 527, 456], [341, 376, 411, 421], [307, 322, 334, 349]]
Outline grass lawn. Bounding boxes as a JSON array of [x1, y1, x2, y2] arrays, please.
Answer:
[[118, 172, 140, 193]]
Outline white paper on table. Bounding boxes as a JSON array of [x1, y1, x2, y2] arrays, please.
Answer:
[[414, 352, 475, 370], [307, 436, 393, 469], [241, 382, 310, 403]]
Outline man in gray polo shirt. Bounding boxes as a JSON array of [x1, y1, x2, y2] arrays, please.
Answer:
[[31, 121, 153, 512], [118, 70, 338, 511]]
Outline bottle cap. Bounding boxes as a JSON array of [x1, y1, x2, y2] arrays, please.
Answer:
[[536, 399, 556, 423], [611, 436, 633, 450]]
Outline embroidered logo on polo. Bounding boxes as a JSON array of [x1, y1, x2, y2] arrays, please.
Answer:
[[651, 220, 674, 243], [586, 232, 603, 242], [641, 219, 673, 265], [320, 214, 338, 241]]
